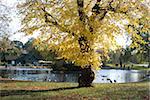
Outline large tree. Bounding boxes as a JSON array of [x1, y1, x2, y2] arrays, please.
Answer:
[[19, 0, 149, 87]]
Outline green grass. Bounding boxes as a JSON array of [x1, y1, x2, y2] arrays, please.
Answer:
[[106, 63, 150, 70], [0, 81, 149, 100]]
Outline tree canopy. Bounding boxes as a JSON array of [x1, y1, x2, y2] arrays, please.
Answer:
[[0, 37, 22, 63], [19, 0, 149, 69]]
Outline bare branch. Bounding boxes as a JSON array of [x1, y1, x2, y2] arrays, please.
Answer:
[[77, 0, 94, 33], [85, 0, 92, 11], [41, 7, 58, 25], [108, 0, 128, 14], [92, 0, 128, 21]]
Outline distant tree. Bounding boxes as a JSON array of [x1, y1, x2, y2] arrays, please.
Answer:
[[0, 36, 10, 63], [19, 0, 149, 87], [136, 32, 149, 64], [33, 42, 56, 61], [0, 1, 16, 64], [122, 32, 149, 64], [0, 37, 21, 64], [21, 38, 43, 64]]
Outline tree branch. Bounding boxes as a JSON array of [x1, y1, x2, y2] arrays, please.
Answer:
[[77, 0, 85, 22], [41, 7, 58, 25], [77, 0, 92, 52], [42, 7, 75, 36], [92, 0, 107, 20], [108, 0, 128, 14], [92, 0, 128, 21], [77, 0, 94, 33]]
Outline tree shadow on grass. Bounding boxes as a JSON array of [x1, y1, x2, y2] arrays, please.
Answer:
[[0, 86, 81, 97]]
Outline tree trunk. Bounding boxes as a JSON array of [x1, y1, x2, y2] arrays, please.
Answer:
[[78, 66, 95, 87], [76, 0, 95, 87]]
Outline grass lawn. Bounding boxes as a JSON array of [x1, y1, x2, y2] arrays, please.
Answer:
[[0, 80, 149, 100]]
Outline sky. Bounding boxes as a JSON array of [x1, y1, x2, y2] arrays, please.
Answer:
[[1, 0, 148, 47], [0, 0, 34, 44]]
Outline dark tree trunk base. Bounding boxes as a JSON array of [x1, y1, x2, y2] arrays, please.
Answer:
[[78, 66, 95, 87]]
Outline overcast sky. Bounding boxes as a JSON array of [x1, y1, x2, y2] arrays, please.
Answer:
[[0, 0, 34, 44]]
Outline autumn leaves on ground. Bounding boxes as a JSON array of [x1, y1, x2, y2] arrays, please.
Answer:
[[0, 80, 149, 100]]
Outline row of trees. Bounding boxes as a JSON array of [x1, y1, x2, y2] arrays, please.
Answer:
[[1, 35, 148, 67], [108, 32, 149, 67], [0, 37, 48, 65]]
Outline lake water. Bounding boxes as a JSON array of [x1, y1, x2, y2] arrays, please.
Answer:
[[0, 68, 149, 83]]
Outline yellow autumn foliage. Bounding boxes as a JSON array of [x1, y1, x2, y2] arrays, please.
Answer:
[[19, 0, 149, 69]]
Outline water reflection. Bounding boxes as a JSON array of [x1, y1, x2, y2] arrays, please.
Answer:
[[93, 70, 148, 83], [0, 68, 149, 83]]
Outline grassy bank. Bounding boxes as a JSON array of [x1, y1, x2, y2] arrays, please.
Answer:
[[106, 64, 150, 70], [0, 81, 149, 100]]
